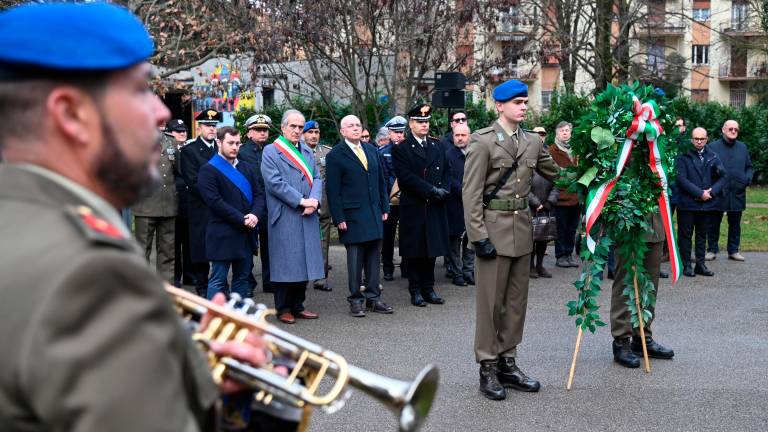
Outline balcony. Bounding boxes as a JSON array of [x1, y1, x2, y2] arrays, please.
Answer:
[[718, 63, 768, 81], [719, 18, 766, 38], [487, 63, 538, 83], [495, 15, 534, 42], [640, 15, 686, 37]]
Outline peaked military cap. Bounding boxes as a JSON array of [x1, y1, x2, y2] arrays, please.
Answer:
[[492, 80, 528, 102], [195, 110, 222, 125], [0, 3, 154, 80], [407, 104, 432, 121], [303, 120, 320, 133], [165, 119, 187, 133], [245, 114, 273, 130], [384, 116, 407, 132]]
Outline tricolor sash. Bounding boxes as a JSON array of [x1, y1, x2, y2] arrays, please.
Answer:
[[273, 136, 313, 188], [583, 95, 682, 283], [209, 154, 253, 204]]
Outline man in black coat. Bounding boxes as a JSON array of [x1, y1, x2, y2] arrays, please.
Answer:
[[326, 115, 393, 317], [199, 126, 265, 299], [676, 127, 727, 277], [706, 120, 754, 262], [445, 123, 475, 286], [239, 113, 274, 293], [392, 104, 451, 307], [379, 115, 407, 281], [180, 109, 221, 296]]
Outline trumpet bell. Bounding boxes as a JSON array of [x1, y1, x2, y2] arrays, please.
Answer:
[[398, 365, 439, 432]]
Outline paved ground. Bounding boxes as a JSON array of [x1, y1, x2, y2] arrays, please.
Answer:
[[243, 247, 768, 432]]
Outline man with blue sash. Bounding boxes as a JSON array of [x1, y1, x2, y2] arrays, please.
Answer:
[[199, 126, 266, 299]]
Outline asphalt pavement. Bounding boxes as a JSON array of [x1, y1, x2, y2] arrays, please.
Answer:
[[246, 247, 768, 432]]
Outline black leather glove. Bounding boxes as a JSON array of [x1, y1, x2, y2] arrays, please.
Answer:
[[473, 238, 497, 259], [430, 187, 450, 201], [542, 201, 552, 212]]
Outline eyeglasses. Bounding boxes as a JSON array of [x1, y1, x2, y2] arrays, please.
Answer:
[[726, 127, 739, 132], [361, 135, 370, 139], [452, 117, 467, 123], [692, 137, 707, 141]]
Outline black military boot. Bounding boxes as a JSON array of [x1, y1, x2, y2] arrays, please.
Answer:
[[497, 357, 540, 392], [408, 287, 426, 307], [613, 338, 640, 368], [479, 360, 506, 400], [631, 337, 675, 359]]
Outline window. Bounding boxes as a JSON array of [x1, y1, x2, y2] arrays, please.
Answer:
[[262, 87, 275, 107], [541, 90, 552, 110], [732, 3, 748, 30], [647, 44, 665, 73], [692, 45, 709, 65], [729, 84, 746, 107], [692, 8, 710, 21]]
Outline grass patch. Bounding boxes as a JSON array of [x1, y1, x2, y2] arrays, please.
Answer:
[[747, 186, 768, 205], [725, 207, 768, 252]]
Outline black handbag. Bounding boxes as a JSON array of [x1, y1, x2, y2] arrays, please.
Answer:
[[532, 211, 557, 242]]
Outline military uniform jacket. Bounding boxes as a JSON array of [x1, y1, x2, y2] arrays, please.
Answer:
[[462, 121, 559, 257], [238, 138, 268, 191], [0, 164, 218, 432], [391, 134, 450, 258], [312, 144, 332, 218], [131, 135, 178, 217], [180, 136, 218, 262]]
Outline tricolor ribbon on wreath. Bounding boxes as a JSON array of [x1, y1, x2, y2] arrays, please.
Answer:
[[583, 95, 682, 283]]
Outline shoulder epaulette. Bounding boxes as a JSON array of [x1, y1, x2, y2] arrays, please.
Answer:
[[476, 126, 495, 135], [65, 206, 132, 249], [321, 144, 333, 150]]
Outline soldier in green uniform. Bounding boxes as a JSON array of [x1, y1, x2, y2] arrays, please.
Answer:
[[462, 80, 559, 400], [0, 3, 268, 430], [610, 212, 675, 368], [131, 125, 179, 284], [303, 120, 334, 292]]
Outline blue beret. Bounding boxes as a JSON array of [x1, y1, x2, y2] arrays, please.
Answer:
[[492, 80, 528, 102], [0, 3, 154, 75], [303, 120, 319, 133]]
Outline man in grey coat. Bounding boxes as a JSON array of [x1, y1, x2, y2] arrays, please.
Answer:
[[261, 109, 324, 324], [706, 120, 754, 262]]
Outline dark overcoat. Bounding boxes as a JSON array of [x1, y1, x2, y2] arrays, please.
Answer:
[[198, 160, 266, 261], [676, 146, 727, 212], [237, 139, 268, 191], [392, 134, 450, 258], [326, 141, 390, 244], [180, 137, 217, 262], [445, 144, 468, 237], [708, 137, 754, 212]]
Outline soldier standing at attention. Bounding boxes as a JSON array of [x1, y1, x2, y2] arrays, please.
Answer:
[[132, 120, 179, 284], [462, 80, 559, 400], [0, 3, 268, 429], [303, 120, 334, 292]]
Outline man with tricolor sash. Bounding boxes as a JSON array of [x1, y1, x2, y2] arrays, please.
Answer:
[[260, 110, 324, 324], [198, 126, 266, 300]]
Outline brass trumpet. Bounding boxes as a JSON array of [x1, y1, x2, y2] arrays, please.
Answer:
[[166, 285, 439, 432]]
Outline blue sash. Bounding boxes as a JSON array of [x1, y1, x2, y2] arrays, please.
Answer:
[[209, 154, 253, 204]]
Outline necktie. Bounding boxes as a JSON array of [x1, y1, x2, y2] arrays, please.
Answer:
[[353, 145, 368, 170], [698, 151, 704, 163]]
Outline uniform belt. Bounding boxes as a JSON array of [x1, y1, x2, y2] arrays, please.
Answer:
[[486, 198, 527, 211]]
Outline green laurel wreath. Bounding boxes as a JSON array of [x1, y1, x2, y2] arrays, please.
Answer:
[[561, 83, 679, 333]]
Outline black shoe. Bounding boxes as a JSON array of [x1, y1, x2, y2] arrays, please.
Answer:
[[612, 338, 641, 368], [421, 288, 445, 305], [464, 274, 475, 285], [479, 361, 506, 400], [313, 282, 332, 292], [683, 265, 695, 277], [529, 268, 539, 279], [536, 266, 552, 278], [383, 272, 394, 281], [659, 271, 669, 279], [694, 263, 714, 277], [409, 290, 426, 307], [452, 276, 468, 286], [631, 337, 674, 359], [349, 303, 366, 317], [497, 357, 540, 392], [366, 300, 394, 314]]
